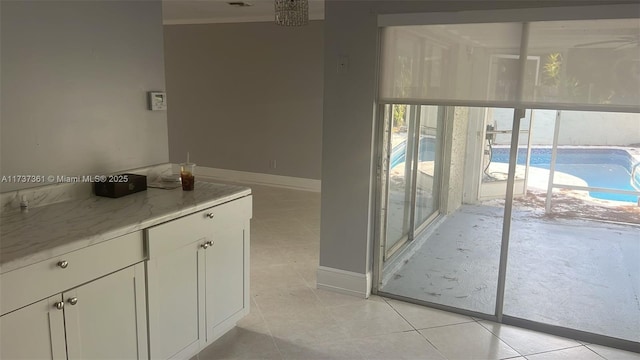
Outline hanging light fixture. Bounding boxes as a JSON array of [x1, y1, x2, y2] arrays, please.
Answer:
[[275, 0, 308, 26]]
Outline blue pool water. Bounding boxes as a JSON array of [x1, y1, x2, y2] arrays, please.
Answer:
[[390, 137, 437, 169], [492, 148, 639, 203]]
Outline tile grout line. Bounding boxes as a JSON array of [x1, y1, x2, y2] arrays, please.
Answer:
[[466, 317, 523, 358], [475, 319, 595, 359], [250, 277, 286, 359], [524, 345, 600, 359], [582, 344, 607, 360], [583, 344, 609, 360], [382, 297, 451, 359]]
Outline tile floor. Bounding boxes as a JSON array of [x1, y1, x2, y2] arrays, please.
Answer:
[[196, 183, 639, 360]]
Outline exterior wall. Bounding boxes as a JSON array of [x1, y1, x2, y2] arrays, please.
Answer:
[[492, 109, 640, 146], [442, 107, 470, 214]]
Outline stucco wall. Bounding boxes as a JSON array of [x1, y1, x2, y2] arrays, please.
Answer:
[[443, 107, 470, 213], [492, 109, 640, 146]]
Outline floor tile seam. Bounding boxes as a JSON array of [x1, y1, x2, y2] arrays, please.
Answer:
[[412, 319, 479, 331], [381, 297, 451, 359], [253, 285, 331, 316], [260, 330, 286, 359], [334, 328, 427, 344], [382, 297, 421, 332], [519, 343, 589, 357], [295, 268, 317, 289], [582, 344, 610, 359], [249, 293, 285, 359], [522, 345, 600, 359], [466, 321, 525, 358], [412, 327, 451, 360], [384, 298, 477, 330], [318, 308, 416, 343], [474, 320, 589, 357], [448, 320, 523, 359], [272, 329, 417, 349], [347, 329, 428, 360]]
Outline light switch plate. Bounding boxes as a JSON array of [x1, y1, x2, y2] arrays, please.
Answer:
[[148, 91, 167, 111]]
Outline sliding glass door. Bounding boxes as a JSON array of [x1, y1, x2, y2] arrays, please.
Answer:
[[374, 8, 639, 352], [381, 104, 443, 261]]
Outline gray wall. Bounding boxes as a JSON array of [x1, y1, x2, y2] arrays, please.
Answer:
[[0, 1, 168, 192], [163, 21, 323, 180], [320, 0, 636, 277]]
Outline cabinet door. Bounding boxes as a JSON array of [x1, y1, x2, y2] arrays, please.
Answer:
[[205, 198, 250, 342], [0, 295, 66, 360], [64, 263, 147, 360], [147, 239, 203, 359]]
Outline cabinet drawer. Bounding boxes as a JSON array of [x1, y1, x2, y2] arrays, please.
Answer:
[[145, 196, 251, 258], [0, 231, 144, 316]]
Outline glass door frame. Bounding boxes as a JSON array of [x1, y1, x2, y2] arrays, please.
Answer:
[[383, 104, 420, 260], [377, 104, 445, 263]]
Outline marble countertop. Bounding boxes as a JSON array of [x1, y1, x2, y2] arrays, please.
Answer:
[[0, 182, 251, 274]]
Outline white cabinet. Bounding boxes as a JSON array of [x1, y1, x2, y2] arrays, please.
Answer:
[[0, 296, 66, 360], [146, 196, 252, 359], [146, 238, 202, 359], [64, 263, 148, 360], [205, 199, 248, 340], [0, 263, 147, 360], [0, 231, 147, 360]]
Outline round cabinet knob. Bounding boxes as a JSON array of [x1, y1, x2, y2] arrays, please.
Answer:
[[201, 242, 209, 249], [67, 297, 78, 306], [57, 260, 69, 269], [206, 213, 214, 219], [54, 301, 64, 310], [207, 240, 214, 247]]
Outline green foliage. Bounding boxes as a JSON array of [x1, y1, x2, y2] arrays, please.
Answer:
[[540, 52, 585, 101], [392, 55, 412, 129], [543, 53, 562, 86], [393, 104, 407, 128]]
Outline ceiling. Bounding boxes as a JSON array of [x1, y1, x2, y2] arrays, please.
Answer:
[[162, 0, 324, 25]]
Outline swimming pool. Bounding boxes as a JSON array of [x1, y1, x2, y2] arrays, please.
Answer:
[[492, 147, 640, 203]]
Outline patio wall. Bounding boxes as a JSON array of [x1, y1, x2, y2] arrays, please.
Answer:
[[493, 109, 640, 146]]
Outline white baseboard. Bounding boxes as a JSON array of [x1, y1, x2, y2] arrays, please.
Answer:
[[195, 166, 321, 192], [316, 266, 371, 298]]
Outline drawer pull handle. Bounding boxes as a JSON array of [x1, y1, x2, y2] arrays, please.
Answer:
[[54, 301, 64, 310], [206, 213, 214, 219], [68, 297, 78, 306], [57, 260, 69, 269]]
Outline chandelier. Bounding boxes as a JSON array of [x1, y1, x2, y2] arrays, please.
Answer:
[[275, 0, 309, 26]]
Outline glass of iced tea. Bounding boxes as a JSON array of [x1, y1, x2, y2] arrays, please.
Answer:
[[180, 163, 196, 191]]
